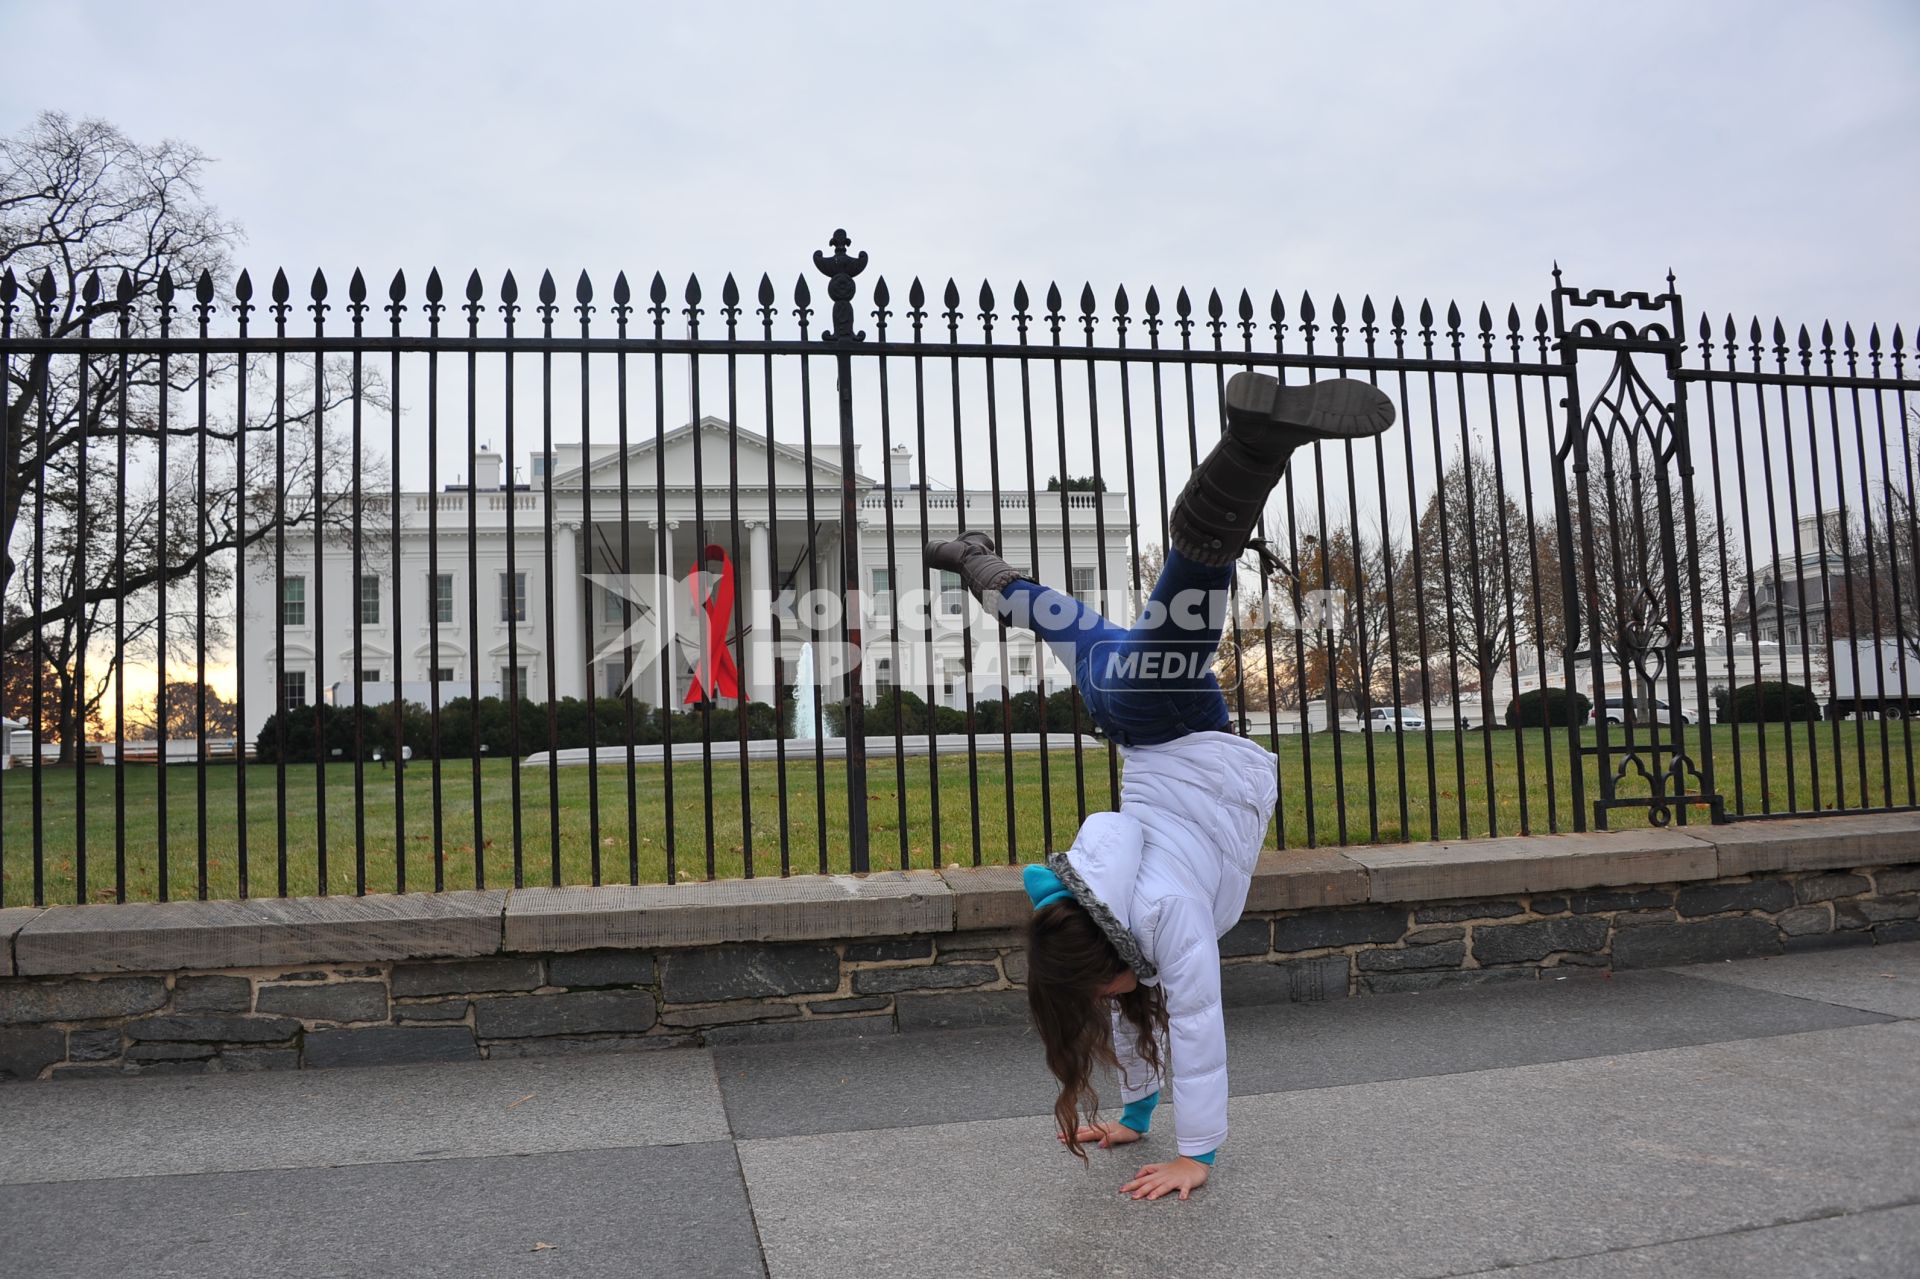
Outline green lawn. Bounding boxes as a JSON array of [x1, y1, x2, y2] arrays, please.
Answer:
[[4, 721, 1916, 906]]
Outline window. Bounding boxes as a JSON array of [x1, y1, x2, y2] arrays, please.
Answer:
[[281, 576, 306, 627], [1071, 567, 1099, 606], [359, 574, 381, 626], [531, 453, 552, 481], [873, 656, 895, 691], [604, 584, 628, 623], [871, 568, 892, 617], [604, 663, 628, 697], [1011, 654, 1031, 678], [502, 665, 528, 699], [279, 671, 306, 713], [939, 570, 964, 617], [358, 668, 382, 685], [500, 571, 527, 623], [430, 666, 454, 683], [432, 574, 454, 624]]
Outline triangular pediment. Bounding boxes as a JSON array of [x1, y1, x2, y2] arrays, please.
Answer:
[[556, 417, 871, 493]]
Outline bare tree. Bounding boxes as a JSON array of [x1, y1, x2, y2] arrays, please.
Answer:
[[1293, 524, 1401, 713], [1405, 450, 1535, 726], [2, 112, 383, 756]]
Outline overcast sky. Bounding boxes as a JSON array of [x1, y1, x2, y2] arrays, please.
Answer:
[[5, 1, 1916, 339]]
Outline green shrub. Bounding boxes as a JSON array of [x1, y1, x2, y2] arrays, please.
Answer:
[[1504, 687, 1591, 728], [1727, 681, 1820, 723]]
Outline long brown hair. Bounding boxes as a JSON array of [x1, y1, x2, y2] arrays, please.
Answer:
[[1026, 898, 1168, 1160]]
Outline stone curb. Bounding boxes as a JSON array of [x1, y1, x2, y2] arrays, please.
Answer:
[[5, 814, 1916, 976]]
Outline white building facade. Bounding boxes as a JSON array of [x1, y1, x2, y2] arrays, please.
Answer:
[[240, 418, 1135, 741]]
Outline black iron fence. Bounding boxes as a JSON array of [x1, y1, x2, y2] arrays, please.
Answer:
[[1, 231, 1915, 905]]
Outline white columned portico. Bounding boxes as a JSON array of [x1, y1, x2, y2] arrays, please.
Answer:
[[747, 520, 774, 704], [553, 522, 585, 701]]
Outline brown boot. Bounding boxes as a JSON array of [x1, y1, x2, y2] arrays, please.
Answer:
[[1170, 373, 1395, 566]]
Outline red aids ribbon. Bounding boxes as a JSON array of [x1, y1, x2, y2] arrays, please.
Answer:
[[684, 543, 741, 704]]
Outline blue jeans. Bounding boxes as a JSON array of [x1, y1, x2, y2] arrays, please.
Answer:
[[994, 547, 1233, 747]]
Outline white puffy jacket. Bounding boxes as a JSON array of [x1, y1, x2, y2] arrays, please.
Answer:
[[1046, 729, 1279, 1159]]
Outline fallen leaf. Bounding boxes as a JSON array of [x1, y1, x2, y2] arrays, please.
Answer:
[[530, 1242, 555, 1252], [506, 1092, 536, 1110]]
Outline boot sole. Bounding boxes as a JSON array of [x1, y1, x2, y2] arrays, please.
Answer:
[[1225, 371, 1396, 439]]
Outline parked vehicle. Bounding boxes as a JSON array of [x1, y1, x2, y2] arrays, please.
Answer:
[[1591, 695, 1695, 726], [1364, 706, 1426, 732], [1827, 639, 1920, 719]]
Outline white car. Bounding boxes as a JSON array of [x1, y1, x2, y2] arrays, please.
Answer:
[[1592, 696, 1696, 726], [1364, 707, 1426, 732]]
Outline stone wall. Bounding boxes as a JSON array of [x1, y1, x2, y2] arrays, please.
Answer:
[[1, 815, 1916, 1082]]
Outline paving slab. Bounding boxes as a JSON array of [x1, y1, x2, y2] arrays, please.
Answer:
[[715, 969, 1887, 1140], [1453, 1202, 1920, 1279], [737, 1022, 1920, 1279], [1669, 939, 1920, 1018], [0, 1141, 763, 1279], [0, 1045, 726, 1184]]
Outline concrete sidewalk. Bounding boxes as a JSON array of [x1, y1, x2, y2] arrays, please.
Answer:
[[4, 944, 1918, 1279]]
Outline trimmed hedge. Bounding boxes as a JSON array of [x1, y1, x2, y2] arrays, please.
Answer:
[[1726, 681, 1820, 723], [255, 692, 795, 764], [1504, 687, 1591, 728], [823, 686, 1095, 738]]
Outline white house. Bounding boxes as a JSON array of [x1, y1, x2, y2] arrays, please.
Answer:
[[240, 418, 1134, 741]]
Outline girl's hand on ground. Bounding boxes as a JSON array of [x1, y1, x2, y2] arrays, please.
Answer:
[[1058, 1121, 1142, 1149], [1120, 1156, 1209, 1201]]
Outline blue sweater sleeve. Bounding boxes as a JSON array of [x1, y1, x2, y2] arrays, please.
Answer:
[[1119, 1090, 1159, 1133]]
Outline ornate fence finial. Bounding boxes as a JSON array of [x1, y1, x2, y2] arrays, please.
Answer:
[[813, 227, 868, 343]]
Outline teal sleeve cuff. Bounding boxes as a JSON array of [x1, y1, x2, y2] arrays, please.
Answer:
[[1189, 1149, 1216, 1166], [1118, 1090, 1160, 1133]]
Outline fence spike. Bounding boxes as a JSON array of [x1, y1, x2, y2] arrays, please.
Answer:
[[36, 269, 57, 307], [649, 272, 668, 306], [1298, 290, 1316, 326], [1207, 288, 1223, 322], [979, 279, 995, 314], [80, 270, 101, 306], [908, 277, 926, 312], [1144, 285, 1160, 317], [1239, 289, 1254, 323], [117, 269, 137, 306], [1771, 317, 1787, 349], [1175, 286, 1191, 318], [1392, 297, 1406, 330], [197, 269, 216, 307], [235, 269, 253, 305], [423, 268, 442, 305], [943, 278, 961, 313], [1533, 303, 1547, 336], [389, 269, 407, 304], [1820, 319, 1834, 352], [1868, 323, 1881, 354], [684, 273, 701, 307], [310, 268, 328, 301], [578, 270, 595, 307], [1477, 301, 1492, 335], [0, 267, 14, 307], [1045, 281, 1062, 315], [721, 272, 739, 309], [539, 269, 557, 308], [1698, 312, 1712, 341], [1115, 284, 1131, 318], [1332, 293, 1347, 328], [1446, 300, 1462, 331], [1506, 302, 1521, 334], [464, 269, 483, 302], [793, 274, 812, 310], [1418, 299, 1434, 330], [1893, 324, 1904, 354], [1841, 321, 1855, 354], [753, 272, 771, 310], [1270, 289, 1284, 329], [348, 267, 367, 306], [1081, 282, 1098, 320]]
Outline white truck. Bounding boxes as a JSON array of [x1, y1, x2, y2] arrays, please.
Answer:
[[1827, 639, 1920, 719]]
